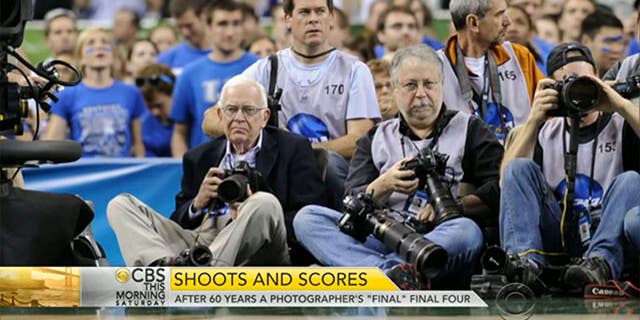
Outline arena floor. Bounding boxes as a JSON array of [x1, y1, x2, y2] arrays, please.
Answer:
[[1, 298, 639, 319]]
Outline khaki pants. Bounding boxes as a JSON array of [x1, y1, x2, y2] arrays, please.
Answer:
[[107, 192, 290, 266]]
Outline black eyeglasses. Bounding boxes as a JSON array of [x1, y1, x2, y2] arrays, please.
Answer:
[[135, 74, 174, 87]]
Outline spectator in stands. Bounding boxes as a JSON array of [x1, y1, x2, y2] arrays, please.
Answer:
[[535, 15, 560, 45], [239, 2, 265, 48], [157, 0, 212, 75], [343, 35, 376, 62], [149, 24, 179, 54], [558, 0, 596, 43], [439, 0, 544, 144], [376, 6, 420, 61], [135, 64, 175, 157], [44, 8, 78, 57], [112, 8, 141, 58], [204, 0, 380, 211], [294, 44, 503, 290], [508, 0, 542, 19], [123, 39, 159, 85], [271, 3, 291, 50], [507, 0, 554, 70], [367, 59, 398, 120], [329, 8, 352, 49], [505, 5, 547, 74], [107, 75, 326, 266], [89, 1, 146, 21], [581, 9, 628, 78], [541, 0, 564, 17], [604, 8, 640, 83], [170, 1, 259, 157], [499, 43, 640, 289], [248, 36, 277, 58], [44, 28, 146, 158], [392, 0, 445, 50]]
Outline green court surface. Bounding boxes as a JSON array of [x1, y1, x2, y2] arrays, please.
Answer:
[[1, 298, 639, 319]]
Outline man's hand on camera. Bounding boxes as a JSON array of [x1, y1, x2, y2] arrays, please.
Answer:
[[586, 75, 635, 114], [366, 156, 419, 203], [227, 185, 253, 220], [528, 78, 559, 125], [193, 167, 225, 211], [416, 205, 435, 223]]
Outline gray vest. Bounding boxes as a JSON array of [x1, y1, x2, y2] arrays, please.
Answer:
[[438, 42, 531, 143], [370, 113, 470, 211], [538, 114, 626, 218], [274, 50, 359, 142]]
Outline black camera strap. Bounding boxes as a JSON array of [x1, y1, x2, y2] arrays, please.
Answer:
[[267, 54, 282, 127], [452, 44, 505, 133], [560, 114, 602, 256]]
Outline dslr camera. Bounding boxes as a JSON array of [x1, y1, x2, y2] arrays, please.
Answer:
[[338, 192, 448, 279], [400, 147, 462, 228], [547, 74, 640, 117], [217, 161, 265, 203]]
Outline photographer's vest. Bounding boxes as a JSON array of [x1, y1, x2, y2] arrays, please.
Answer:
[[612, 53, 640, 104], [272, 49, 360, 142], [438, 40, 535, 143], [370, 112, 470, 211], [537, 114, 626, 219]]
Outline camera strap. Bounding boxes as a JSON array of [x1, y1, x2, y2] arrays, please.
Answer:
[[267, 54, 282, 127], [452, 44, 504, 125], [560, 115, 602, 255]]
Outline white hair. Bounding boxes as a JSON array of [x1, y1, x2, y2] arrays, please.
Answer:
[[219, 74, 268, 108]]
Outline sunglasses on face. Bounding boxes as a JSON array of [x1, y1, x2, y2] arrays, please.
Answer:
[[135, 74, 175, 87]]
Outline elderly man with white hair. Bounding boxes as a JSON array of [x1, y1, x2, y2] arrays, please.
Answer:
[[107, 75, 326, 266]]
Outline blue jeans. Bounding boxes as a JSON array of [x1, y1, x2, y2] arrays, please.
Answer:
[[293, 205, 484, 278], [325, 151, 349, 210], [500, 159, 640, 278], [625, 206, 640, 250]]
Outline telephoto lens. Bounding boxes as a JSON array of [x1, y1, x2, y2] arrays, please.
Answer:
[[375, 216, 448, 279]]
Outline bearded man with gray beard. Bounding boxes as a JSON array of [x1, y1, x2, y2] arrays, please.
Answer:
[[292, 44, 504, 290]]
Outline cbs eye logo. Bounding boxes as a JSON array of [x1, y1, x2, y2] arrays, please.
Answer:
[[115, 268, 131, 283]]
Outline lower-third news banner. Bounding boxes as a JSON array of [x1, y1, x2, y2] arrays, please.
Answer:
[[79, 267, 487, 307], [0, 267, 487, 307]]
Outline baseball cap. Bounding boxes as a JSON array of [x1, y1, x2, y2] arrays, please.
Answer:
[[546, 42, 596, 76]]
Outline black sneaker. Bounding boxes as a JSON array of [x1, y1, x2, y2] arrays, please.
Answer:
[[386, 263, 425, 290], [564, 256, 612, 289]]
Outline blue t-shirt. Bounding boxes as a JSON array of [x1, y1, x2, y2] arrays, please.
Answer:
[[50, 81, 146, 157], [170, 52, 259, 148], [156, 41, 212, 76], [141, 111, 173, 157]]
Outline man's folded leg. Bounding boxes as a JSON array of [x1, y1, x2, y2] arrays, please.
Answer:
[[208, 192, 290, 266]]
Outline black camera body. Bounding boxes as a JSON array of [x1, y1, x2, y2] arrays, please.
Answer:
[[547, 74, 640, 117], [217, 161, 265, 203], [338, 192, 448, 279], [400, 148, 462, 227]]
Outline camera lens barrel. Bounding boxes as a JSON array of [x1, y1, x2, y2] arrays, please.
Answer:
[[481, 246, 508, 275], [187, 245, 213, 266], [376, 219, 448, 279], [218, 174, 249, 203], [561, 76, 600, 113]]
